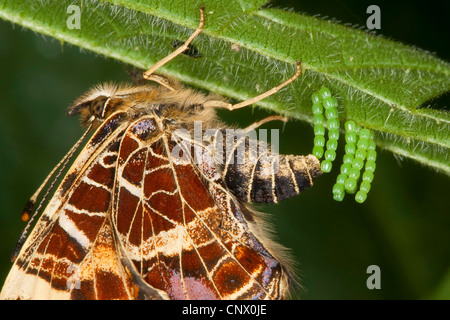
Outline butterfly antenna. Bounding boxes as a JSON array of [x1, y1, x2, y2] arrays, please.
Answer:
[[11, 123, 93, 262]]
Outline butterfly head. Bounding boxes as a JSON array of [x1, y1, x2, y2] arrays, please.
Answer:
[[66, 83, 120, 126], [66, 81, 224, 134], [66, 83, 163, 129]]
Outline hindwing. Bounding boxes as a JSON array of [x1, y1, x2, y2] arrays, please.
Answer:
[[113, 117, 284, 299]]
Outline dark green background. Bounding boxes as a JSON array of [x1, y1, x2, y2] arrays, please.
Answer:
[[0, 0, 448, 299]]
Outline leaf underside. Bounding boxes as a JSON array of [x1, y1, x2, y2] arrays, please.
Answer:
[[1, 0, 449, 175]]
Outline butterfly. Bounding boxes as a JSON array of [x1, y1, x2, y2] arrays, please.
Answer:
[[0, 7, 321, 300]]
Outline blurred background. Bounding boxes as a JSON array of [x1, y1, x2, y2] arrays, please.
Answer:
[[0, 0, 448, 299]]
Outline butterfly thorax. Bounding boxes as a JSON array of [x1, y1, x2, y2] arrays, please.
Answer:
[[67, 83, 224, 135]]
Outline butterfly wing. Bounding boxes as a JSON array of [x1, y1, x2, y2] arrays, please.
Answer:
[[0, 111, 149, 299], [112, 117, 284, 299]]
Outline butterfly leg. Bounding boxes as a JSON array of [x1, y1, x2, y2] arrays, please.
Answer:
[[206, 61, 302, 111], [243, 115, 288, 133], [144, 74, 178, 91], [240, 116, 288, 177], [143, 6, 205, 79]]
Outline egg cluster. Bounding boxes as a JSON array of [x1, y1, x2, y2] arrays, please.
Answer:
[[311, 87, 377, 203], [311, 87, 339, 173]]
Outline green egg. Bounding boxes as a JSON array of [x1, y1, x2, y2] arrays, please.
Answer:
[[360, 181, 371, 193], [312, 145, 324, 159], [326, 139, 338, 151], [345, 120, 357, 132], [345, 132, 357, 144], [325, 108, 338, 119], [327, 118, 340, 130], [365, 160, 376, 172], [357, 138, 370, 150], [343, 153, 354, 164], [325, 149, 336, 161], [368, 140, 376, 150], [321, 160, 332, 173], [314, 124, 325, 136], [336, 173, 347, 184], [362, 171, 374, 183], [355, 148, 367, 160], [352, 158, 364, 170], [348, 167, 361, 180], [333, 183, 345, 195], [313, 114, 325, 125], [333, 191, 345, 202], [312, 102, 323, 114], [311, 92, 321, 104], [367, 149, 377, 161], [345, 143, 356, 154], [355, 190, 368, 203], [328, 129, 340, 140], [319, 87, 331, 99], [344, 177, 357, 193], [323, 97, 337, 109], [340, 163, 351, 174], [359, 128, 371, 139], [314, 136, 326, 147], [322, 97, 338, 110]]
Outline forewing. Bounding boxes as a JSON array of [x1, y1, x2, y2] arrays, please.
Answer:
[[0, 112, 139, 300], [113, 118, 284, 300]]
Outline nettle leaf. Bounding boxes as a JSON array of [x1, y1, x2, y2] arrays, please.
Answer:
[[1, 0, 449, 174]]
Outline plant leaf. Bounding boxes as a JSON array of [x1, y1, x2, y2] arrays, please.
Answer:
[[1, 0, 449, 174]]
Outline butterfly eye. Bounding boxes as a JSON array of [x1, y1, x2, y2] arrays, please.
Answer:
[[89, 96, 107, 118], [67, 95, 109, 126]]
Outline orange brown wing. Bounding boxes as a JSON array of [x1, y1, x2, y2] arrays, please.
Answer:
[[112, 116, 284, 300], [0, 112, 163, 299]]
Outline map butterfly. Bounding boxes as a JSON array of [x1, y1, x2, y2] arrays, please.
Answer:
[[0, 7, 321, 300]]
